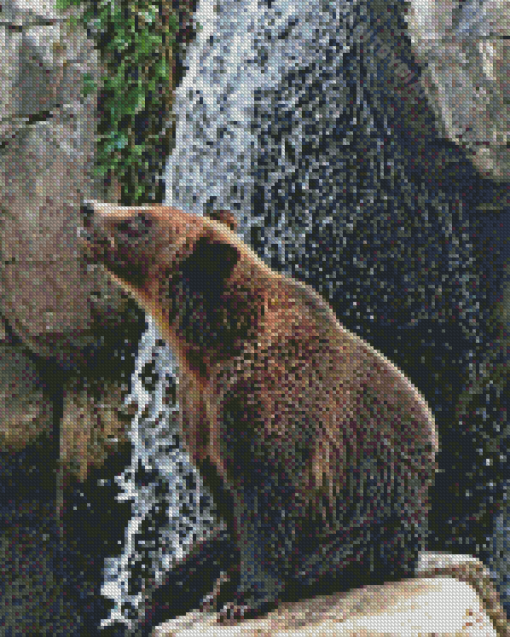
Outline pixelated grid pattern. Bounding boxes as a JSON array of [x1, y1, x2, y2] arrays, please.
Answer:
[[0, 0, 509, 635]]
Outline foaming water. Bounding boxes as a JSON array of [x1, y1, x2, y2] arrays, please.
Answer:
[[100, 318, 217, 629]]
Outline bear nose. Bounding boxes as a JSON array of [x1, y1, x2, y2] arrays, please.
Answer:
[[80, 201, 96, 229]]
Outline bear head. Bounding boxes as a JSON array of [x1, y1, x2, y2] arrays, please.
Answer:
[[79, 201, 240, 302], [78, 202, 262, 374]]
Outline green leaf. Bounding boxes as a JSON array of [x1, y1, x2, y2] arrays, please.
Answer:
[[57, 0, 178, 206], [55, 0, 75, 11], [167, 12, 178, 31], [81, 73, 97, 98]]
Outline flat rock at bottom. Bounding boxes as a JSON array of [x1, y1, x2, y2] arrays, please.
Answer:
[[152, 553, 509, 636]]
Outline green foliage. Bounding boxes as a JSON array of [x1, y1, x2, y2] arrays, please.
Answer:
[[57, 0, 179, 204], [80, 72, 97, 98]]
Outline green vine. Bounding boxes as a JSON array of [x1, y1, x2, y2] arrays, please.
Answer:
[[56, 0, 181, 204]]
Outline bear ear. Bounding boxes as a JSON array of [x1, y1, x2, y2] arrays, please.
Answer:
[[183, 236, 240, 289], [206, 210, 238, 232]]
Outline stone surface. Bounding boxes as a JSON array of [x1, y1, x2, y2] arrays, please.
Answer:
[[406, 0, 510, 181], [0, 0, 134, 365], [152, 579, 496, 636], [60, 375, 131, 482], [0, 343, 53, 450], [152, 553, 507, 637]]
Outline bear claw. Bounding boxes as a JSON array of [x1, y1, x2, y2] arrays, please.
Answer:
[[218, 601, 248, 624]]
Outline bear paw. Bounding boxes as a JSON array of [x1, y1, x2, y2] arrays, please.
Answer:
[[217, 594, 279, 624], [200, 570, 232, 613], [217, 601, 250, 624]]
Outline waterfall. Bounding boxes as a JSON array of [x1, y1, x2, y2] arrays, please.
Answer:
[[100, 318, 217, 629], [164, 0, 354, 292]]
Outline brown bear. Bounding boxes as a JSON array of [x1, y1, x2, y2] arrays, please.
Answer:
[[79, 201, 438, 623]]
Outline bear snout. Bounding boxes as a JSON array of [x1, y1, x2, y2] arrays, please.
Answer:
[[77, 200, 115, 256], [77, 201, 96, 243], [80, 200, 96, 229]]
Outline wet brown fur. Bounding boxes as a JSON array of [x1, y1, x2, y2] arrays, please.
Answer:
[[80, 202, 438, 621]]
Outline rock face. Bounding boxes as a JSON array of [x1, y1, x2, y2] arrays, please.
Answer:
[[0, 0, 135, 367], [406, 0, 510, 181], [0, 343, 53, 451], [0, 0, 147, 478], [152, 553, 507, 637]]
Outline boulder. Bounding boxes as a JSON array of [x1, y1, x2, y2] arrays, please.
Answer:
[[152, 553, 508, 637]]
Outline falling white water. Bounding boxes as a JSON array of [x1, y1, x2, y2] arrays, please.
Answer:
[[164, 0, 352, 291], [100, 318, 217, 629]]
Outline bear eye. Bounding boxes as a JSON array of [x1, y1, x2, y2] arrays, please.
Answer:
[[116, 212, 153, 239]]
